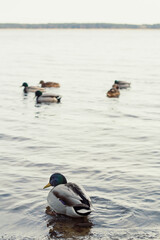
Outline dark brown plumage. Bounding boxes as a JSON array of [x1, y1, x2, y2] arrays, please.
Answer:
[[39, 80, 60, 88]]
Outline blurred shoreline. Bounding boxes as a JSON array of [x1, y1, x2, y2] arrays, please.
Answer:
[[0, 23, 160, 29]]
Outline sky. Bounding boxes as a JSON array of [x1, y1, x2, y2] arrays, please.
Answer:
[[0, 0, 160, 24]]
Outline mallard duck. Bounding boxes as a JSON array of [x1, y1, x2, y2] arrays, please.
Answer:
[[39, 80, 60, 88], [35, 91, 61, 103], [114, 80, 131, 89], [22, 82, 45, 93], [107, 86, 120, 98], [43, 173, 93, 218]]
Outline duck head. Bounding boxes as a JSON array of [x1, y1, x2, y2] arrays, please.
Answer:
[[39, 80, 44, 84], [43, 173, 67, 188], [35, 90, 43, 97], [22, 82, 28, 87], [114, 80, 119, 84]]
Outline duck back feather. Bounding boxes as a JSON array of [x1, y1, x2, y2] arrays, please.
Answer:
[[47, 182, 92, 217]]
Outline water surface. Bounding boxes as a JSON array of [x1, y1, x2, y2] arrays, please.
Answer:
[[0, 29, 160, 239]]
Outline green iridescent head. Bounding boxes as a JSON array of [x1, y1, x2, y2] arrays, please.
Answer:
[[35, 90, 42, 97], [43, 173, 67, 188], [22, 82, 28, 87]]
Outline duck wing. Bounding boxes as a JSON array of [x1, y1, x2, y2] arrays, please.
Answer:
[[53, 182, 91, 208], [29, 86, 39, 89], [115, 80, 131, 85], [45, 82, 56, 84], [119, 84, 130, 89], [29, 86, 45, 92], [42, 93, 61, 98]]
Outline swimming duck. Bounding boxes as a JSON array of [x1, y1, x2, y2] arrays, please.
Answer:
[[39, 80, 60, 88], [22, 82, 45, 93], [43, 173, 93, 218], [107, 86, 120, 98], [35, 91, 61, 103], [114, 80, 131, 89]]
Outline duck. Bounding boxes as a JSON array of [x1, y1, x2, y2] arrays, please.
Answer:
[[22, 82, 45, 93], [43, 173, 93, 218], [35, 91, 61, 103], [114, 80, 131, 89], [39, 80, 60, 88], [107, 86, 120, 98]]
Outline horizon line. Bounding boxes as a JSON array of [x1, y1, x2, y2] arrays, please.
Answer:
[[0, 22, 160, 25], [0, 23, 160, 29]]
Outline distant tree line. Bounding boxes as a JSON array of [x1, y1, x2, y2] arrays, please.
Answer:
[[0, 23, 160, 29]]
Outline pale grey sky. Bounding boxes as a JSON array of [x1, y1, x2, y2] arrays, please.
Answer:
[[0, 0, 160, 24]]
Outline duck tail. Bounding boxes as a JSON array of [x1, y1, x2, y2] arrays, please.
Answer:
[[74, 205, 92, 216], [56, 96, 61, 103]]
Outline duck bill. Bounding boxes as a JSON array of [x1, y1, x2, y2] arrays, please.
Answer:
[[43, 183, 51, 189]]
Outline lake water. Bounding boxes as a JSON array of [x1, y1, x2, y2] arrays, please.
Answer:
[[0, 29, 160, 240]]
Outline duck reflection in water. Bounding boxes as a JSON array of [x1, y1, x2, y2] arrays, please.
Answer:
[[46, 206, 93, 239]]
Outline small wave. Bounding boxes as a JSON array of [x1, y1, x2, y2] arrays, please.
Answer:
[[0, 133, 31, 142]]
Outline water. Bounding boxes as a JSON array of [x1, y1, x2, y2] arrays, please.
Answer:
[[0, 29, 160, 239]]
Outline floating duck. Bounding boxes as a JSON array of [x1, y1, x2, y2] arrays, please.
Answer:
[[39, 80, 60, 88], [43, 173, 93, 218], [35, 91, 61, 103], [107, 86, 120, 98], [22, 82, 45, 93], [114, 80, 131, 89]]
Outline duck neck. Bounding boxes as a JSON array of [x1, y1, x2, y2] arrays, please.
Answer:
[[36, 96, 39, 103], [24, 86, 28, 93]]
